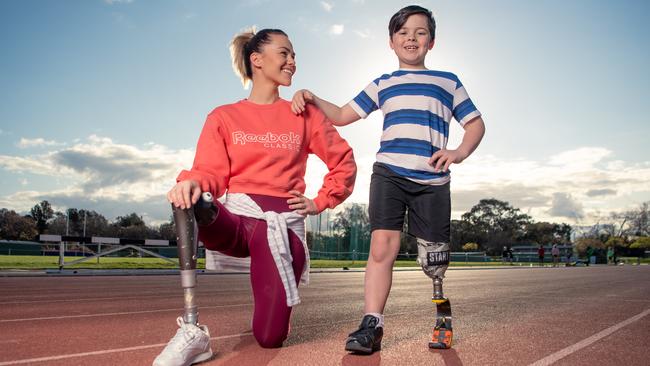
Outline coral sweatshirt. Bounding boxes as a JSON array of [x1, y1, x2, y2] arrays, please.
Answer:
[[177, 99, 356, 213]]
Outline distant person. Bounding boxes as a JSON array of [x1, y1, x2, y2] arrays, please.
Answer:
[[538, 244, 545, 267], [153, 27, 356, 366], [586, 246, 595, 266], [507, 247, 514, 265], [551, 244, 560, 267], [291, 4, 485, 353], [502, 246, 509, 264], [566, 250, 573, 266], [607, 246, 615, 265]]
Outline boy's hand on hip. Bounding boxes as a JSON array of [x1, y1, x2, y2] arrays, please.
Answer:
[[291, 89, 314, 115], [428, 149, 466, 172], [287, 190, 318, 216]]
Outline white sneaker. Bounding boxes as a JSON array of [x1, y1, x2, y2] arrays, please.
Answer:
[[153, 317, 213, 366]]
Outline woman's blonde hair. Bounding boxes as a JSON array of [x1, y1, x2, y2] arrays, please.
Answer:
[[229, 27, 288, 89]]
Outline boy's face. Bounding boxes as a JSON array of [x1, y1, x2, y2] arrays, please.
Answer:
[[389, 14, 434, 69]]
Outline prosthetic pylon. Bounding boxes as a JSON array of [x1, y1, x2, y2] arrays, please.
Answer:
[[172, 192, 216, 325], [430, 277, 453, 349], [416, 239, 453, 349]]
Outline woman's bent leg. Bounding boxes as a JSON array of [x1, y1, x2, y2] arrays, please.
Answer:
[[197, 200, 253, 258], [249, 228, 306, 348]]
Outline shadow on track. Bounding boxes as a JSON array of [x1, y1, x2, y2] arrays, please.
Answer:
[[430, 347, 463, 366]]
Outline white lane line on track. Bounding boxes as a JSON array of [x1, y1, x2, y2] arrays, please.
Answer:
[[0, 310, 386, 365], [0, 303, 443, 365], [0, 332, 253, 366], [2, 299, 645, 365], [0, 297, 498, 323], [0, 303, 252, 323], [0, 290, 251, 305], [528, 308, 650, 366]]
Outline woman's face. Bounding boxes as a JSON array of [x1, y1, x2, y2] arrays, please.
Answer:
[[253, 34, 296, 87]]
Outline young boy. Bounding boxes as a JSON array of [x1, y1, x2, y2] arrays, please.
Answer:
[[292, 5, 485, 353]]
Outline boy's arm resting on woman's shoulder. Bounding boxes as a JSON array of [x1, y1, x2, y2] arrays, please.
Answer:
[[291, 89, 360, 126]]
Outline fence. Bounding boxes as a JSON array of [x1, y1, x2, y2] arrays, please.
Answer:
[[0, 235, 199, 269], [510, 245, 574, 263], [2, 238, 492, 267]]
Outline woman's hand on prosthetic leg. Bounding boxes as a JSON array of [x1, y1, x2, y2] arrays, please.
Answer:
[[416, 238, 453, 349], [167, 180, 202, 210], [154, 187, 214, 366], [170, 188, 218, 325]]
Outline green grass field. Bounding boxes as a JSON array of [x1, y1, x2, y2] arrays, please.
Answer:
[[1, 255, 646, 270], [0, 255, 513, 270]]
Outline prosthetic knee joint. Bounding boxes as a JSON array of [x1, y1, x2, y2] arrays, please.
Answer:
[[172, 192, 216, 325], [416, 238, 453, 349]]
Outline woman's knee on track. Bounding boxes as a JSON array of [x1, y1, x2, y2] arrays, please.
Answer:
[[253, 328, 287, 348]]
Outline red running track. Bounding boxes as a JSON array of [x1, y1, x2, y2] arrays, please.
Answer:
[[1, 266, 649, 365]]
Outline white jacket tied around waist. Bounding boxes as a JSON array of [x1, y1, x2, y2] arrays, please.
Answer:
[[205, 193, 310, 307]]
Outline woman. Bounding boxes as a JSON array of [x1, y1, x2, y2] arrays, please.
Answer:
[[153, 28, 356, 366]]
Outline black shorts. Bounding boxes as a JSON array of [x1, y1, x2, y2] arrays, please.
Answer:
[[368, 163, 450, 243]]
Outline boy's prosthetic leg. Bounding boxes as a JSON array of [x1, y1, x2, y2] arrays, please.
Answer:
[[172, 192, 216, 325], [416, 238, 453, 349]]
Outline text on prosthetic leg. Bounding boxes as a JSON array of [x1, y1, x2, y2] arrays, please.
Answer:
[[416, 239, 450, 280]]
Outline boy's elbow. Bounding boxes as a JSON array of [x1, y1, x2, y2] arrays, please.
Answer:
[[465, 116, 485, 133]]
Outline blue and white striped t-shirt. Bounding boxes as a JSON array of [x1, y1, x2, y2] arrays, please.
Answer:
[[348, 69, 481, 186]]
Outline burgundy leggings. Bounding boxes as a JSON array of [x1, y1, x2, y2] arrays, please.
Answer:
[[197, 194, 306, 348]]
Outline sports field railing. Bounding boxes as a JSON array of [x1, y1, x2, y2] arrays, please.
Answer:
[[2, 238, 492, 267]]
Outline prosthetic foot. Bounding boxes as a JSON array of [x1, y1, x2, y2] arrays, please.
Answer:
[[430, 277, 452, 349], [416, 239, 453, 349]]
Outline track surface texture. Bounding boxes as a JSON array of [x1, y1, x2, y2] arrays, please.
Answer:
[[1, 265, 648, 365]]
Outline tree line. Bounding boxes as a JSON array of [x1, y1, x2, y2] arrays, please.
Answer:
[[572, 201, 650, 256], [311, 199, 650, 256], [1, 199, 648, 256], [0, 201, 176, 241]]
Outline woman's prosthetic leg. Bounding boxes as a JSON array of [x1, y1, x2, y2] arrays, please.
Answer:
[[416, 238, 453, 349], [172, 192, 217, 326]]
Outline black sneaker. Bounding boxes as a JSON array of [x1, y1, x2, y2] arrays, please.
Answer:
[[345, 315, 383, 354]]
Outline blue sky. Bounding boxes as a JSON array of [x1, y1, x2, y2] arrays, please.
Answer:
[[1, 0, 649, 225]]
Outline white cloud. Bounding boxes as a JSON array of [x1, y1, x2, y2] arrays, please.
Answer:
[[547, 147, 611, 170], [329, 24, 344, 35], [451, 147, 650, 223], [2, 138, 649, 226], [0, 135, 193, 223], [354, 29, 372, 38], [315, 146, 650, 225], [548, 192, 585, 220], [17, 137, 65, 148], [320, 1, 333, 12], [0, 154, 64, 176]]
